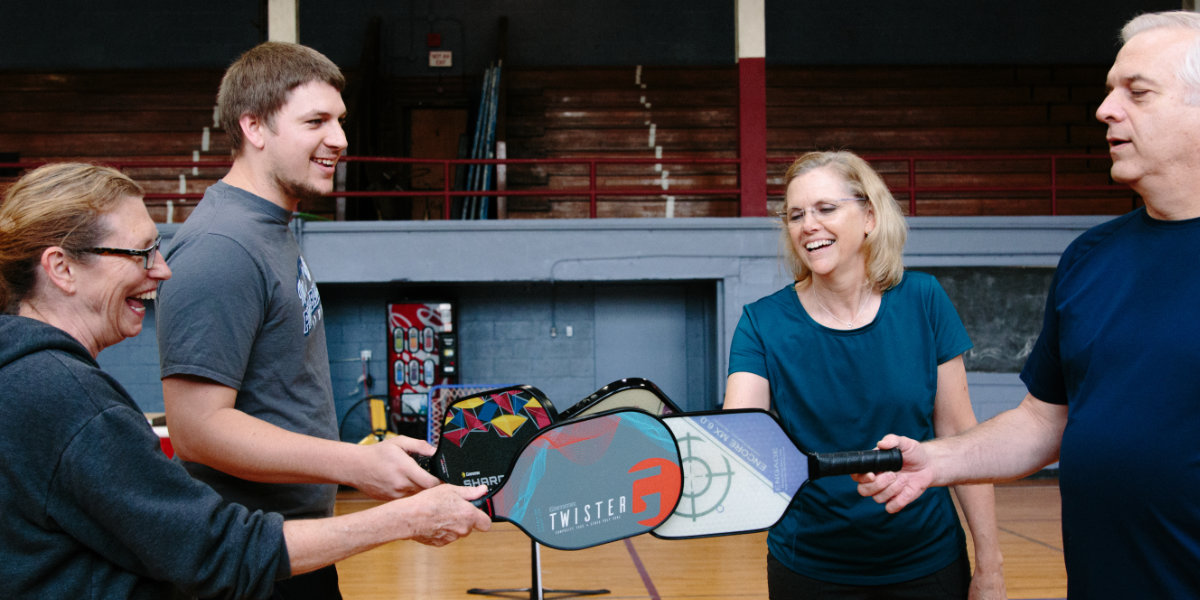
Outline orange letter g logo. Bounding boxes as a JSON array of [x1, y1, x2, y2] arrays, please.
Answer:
[[629, 457, 682, 526]]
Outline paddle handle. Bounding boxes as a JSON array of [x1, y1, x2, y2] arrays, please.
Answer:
[[809, 448, 903, 479], [471, 496, 497, 519]]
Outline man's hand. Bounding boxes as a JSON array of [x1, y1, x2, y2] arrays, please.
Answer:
[[352, 436, 442, 500], [405, 484, 492, 547], [852, 435, 934, 514]]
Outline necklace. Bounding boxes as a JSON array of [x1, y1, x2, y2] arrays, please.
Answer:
[[809, 283, 873, 328]]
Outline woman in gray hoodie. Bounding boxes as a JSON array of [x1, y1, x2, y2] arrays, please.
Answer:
[[0, 163, 490, 599]]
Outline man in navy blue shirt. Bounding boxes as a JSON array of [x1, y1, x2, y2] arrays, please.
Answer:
[[855, 10, 1200, 599]]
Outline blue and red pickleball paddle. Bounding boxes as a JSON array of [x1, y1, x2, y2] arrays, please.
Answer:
[[475, 409, 682, 550]]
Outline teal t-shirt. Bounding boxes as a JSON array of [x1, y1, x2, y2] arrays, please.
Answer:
[[728, 271, 970, 585]]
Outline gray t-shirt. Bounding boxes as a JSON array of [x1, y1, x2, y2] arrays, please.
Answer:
[[157, 181, 337, 518]]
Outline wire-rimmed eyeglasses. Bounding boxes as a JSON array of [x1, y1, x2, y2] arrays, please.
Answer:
[[778, 198, 867, 226], [78, 234, 163, 269]]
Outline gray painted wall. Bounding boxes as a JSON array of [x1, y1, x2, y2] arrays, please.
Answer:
[[318, 281, 714, 442], [100, 215, 1110, 440]]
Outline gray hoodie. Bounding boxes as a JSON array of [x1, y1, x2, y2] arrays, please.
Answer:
[[0, 315, 289, 599]]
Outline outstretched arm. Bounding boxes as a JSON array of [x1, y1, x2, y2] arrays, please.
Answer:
[[283, 483, 491, 575], [163, 375, 441, 500], [856, 393, 1067, 513]]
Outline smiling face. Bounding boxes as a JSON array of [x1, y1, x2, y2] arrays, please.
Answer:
[[72, 196, 172, 354], [260, 79, 347, 208], [783, 166, 875, 281], [1097, 27, 1200, 202]]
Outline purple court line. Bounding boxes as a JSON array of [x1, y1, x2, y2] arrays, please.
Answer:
[[999, 525, 1064, 553], [623, 538, 661, 600]]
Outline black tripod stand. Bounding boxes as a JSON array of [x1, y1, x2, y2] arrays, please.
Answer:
[[467, 539, 609, 600]]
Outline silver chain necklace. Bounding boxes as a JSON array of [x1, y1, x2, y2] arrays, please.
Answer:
[[810, 284, 872, 328]]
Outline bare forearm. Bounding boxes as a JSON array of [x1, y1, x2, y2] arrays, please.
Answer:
[[857, 395, 1064, 517], [283, 485, 491, 575], [927, 394, 1065, 487], [164, 376, 358, 485], [164, 376, 440, 500], [952, 483, 1003, 566], [172, 406, 359, 485], [283, 503, 413, 574]]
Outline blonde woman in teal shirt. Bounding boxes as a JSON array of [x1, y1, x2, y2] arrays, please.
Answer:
[[725, 151, 1005, 599]]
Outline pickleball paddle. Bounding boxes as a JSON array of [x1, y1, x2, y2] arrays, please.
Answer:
[[428, 379, 675, 486], [651, 408, 901, 539], [560, 377, 682, 420], [424, 384, 559, 487], [475, 409, 683, 550]]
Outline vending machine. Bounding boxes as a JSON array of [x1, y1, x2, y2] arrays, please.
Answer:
[[386, 302, 458, 437]]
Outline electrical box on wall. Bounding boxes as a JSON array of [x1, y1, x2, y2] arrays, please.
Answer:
[[387, 302, 457, 437]]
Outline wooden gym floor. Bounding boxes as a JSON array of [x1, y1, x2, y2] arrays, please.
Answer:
[[333, 477, 1066, 599]]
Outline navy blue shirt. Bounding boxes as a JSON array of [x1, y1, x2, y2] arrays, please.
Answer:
[[1022, 208, 1200, 599], [729, 272, 970, 585]]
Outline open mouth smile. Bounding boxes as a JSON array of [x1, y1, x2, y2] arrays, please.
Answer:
[[126, 289, 157, 314]]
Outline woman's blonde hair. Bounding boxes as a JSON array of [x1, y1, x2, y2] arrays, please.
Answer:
[[0, 163, 142, 313], [779, 151, 907, 290]]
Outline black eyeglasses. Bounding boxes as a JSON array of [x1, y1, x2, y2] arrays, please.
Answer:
[[78, 235, 162, 269]]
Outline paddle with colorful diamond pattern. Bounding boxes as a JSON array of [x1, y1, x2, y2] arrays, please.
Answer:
[[424, 384, 559, 487]]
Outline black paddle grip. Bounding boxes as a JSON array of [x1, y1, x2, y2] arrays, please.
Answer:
[[809, 448, 903, 480], [471, 496, 495, 520]]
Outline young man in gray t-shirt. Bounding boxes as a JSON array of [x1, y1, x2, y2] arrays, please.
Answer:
[[156, 41, 488, 599]]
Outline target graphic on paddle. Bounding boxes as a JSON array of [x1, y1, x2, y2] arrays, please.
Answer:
[[653, 409, 901, 539], [672, 430, 736, 522]]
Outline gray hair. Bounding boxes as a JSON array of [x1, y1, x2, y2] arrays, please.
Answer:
[[1122, 10, 1200, 104]]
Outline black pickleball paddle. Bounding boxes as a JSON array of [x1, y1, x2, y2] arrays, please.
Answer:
[[424, 384, 559, 487], [559, 377, 681, 420]]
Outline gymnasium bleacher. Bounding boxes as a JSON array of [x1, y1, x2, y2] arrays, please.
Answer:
[[0, 64, 1136, 222]]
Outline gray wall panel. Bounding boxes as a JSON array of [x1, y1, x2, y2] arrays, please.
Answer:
[[123, 216, 1109, 434]]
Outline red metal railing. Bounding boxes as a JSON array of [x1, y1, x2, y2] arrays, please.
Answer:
[[1, 153, 1132, 217], [830, 154, 1131, 215], [343, 156, 742, 219]]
